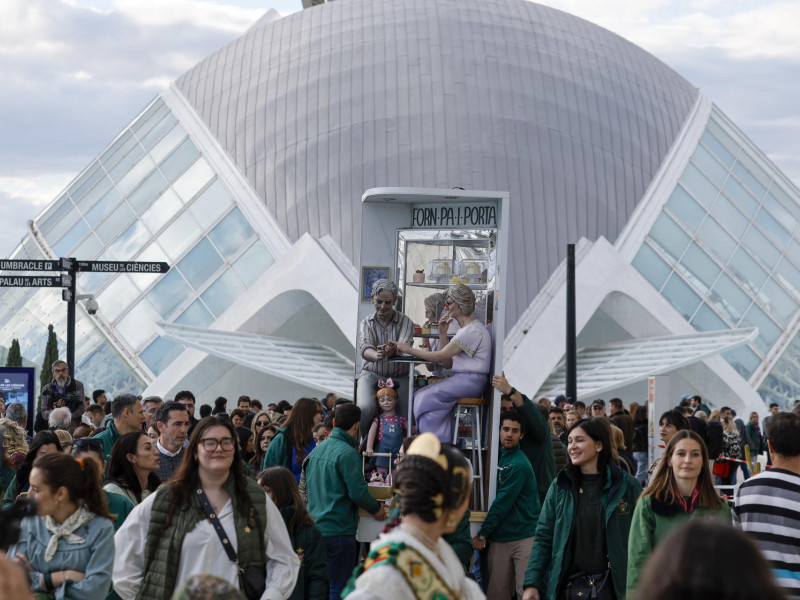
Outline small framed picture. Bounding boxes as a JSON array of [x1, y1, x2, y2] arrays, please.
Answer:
[[361, 266, 390, 302]]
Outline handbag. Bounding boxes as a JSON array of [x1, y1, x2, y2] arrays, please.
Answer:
[[196, 487, 266, 600], [563, 569, 614, 600], [713, 459, 730, 478]]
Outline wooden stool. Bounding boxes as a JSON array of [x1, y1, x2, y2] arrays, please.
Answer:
[[452, 397, 486, 510]]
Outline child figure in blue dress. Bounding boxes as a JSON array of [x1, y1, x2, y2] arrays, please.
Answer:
[[365, 378, 407, 481]]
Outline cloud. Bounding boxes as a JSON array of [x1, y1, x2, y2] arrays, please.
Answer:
[[113, 0, 264, 32]]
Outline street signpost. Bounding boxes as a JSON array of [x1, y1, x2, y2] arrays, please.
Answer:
[[0, 256, 170, 375]]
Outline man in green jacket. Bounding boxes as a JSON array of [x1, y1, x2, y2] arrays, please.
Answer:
[[305, 403, 386, 600], [473, 411, 540, 599], [93, 394, 144, 466], [493, 371, 557, 503]]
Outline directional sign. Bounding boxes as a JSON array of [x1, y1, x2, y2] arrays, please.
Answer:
[[0, 259, 61, 271], [0, 275, 67, 287], [74, 261, 170, 274]]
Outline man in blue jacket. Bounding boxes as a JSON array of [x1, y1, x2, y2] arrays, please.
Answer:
[[305, 403, 386, 600], [473, 411, 540, 599]]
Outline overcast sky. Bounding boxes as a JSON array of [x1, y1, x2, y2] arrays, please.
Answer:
[[1, 0, 798, 257]]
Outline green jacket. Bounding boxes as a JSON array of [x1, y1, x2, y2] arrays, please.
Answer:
[[524, 464, 641, 600], [626, 493, 731, 596], [1, 473, 18, 507], [263, 427, 289, 470], [94, 420, 122, 465], [518, 394, 557, 503], [279, 506, 329, 600], [305, 428, 381, 537], [478, 444, 540, 542]]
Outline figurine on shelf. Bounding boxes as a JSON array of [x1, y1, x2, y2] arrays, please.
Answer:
[[413, 268, 425, 283], [365, 378, 407, 479], [387, 284, 491, 444]]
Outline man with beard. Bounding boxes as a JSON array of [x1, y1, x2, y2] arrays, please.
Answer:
[[549, 406, 567, 444], [35, 360, 85, 432]]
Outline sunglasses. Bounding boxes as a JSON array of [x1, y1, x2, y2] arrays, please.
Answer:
[[255, 421, 269, 427], [73, 438, 103, 450]]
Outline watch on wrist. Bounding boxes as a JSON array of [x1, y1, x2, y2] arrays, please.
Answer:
[[478, 534, 486, 542], [508, 387, 517, 397]]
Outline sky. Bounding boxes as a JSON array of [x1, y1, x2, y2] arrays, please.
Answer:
[[1, 0, 798, 257]]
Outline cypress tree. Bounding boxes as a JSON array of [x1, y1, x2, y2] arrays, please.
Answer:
[[40, 324, 59, 391], [5, 338, 22, 367]]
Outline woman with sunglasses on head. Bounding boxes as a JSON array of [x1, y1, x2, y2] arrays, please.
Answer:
[[626, 430, 730, 598], [112, 415, 299, 600], [7, 453, 115, 600], [72, 436, 135, 531], [522, 418, 641, 600], [104, 431, 160, 507]]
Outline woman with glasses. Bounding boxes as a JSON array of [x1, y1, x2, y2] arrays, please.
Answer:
[[388, 284, 491, 443], [112, 416, 299, 600], [104, 432, 160, 506], [262, 398, 323, 481], [251, 411, 271, 439]]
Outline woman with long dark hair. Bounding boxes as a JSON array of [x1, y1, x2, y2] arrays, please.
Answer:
[[258, 466, 328, 600], [2, 430, 61, 507], [8, 453, 114, 599], [104, 431, 160, 505], [522, 418, 641, 600], [112, 415, 299, 600], [344, 433, 483, 599], [262, 398, 322, 480], [626, 430, 730, 595]]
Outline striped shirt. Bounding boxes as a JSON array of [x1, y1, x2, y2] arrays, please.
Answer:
[[358, 310, 414, 377], [733, 468, 800, 598]]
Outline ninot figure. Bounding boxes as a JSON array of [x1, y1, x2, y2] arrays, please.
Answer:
[[365, 379, 407, 478]]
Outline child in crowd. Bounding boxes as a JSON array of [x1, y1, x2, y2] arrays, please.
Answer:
[[365, 379, 406, 481], [258, 467, 328, 600]]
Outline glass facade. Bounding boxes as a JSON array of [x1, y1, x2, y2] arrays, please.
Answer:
[[0, 95, 276, 394], [632, 109, 800, 406]]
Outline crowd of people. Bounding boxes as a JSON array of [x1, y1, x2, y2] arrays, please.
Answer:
[[1, 348, 800, 600]]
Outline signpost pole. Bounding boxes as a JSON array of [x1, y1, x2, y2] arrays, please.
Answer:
[[66, 261, 77, 376]]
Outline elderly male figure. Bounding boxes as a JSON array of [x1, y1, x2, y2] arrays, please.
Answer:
[[734, 412, 800, 599], [154, 401, 190, 481], [141, 396, 163, 431], [95, 394, 144, 464], [4, 402, 30, 443], [35, 360, 85, 432], [355, 278, 414, 438]]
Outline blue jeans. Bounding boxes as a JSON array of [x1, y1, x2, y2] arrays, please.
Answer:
[[633, 451, 648, 485], [324, 535, 357, 600]]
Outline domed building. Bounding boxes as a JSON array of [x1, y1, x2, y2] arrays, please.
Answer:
[[2, 0, 799, 416]]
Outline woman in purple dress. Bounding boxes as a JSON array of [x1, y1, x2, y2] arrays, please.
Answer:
[[389, 284, 491, 442]]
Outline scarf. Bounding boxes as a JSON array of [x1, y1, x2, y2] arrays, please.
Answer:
[[674, 486, 700, 514], [43, 504, 94, 562]]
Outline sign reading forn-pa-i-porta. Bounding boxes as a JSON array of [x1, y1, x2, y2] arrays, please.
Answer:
[[0, 256, 170, 376]]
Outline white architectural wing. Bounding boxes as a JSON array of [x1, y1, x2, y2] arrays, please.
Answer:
[[537, 328, 758, 400]]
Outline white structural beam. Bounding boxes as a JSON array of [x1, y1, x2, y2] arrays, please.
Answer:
[[159, 322, 354, 398], [537, 328, 758, 400]]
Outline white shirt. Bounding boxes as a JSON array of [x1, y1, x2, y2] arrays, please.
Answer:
[[156, 439, 183, 457], [112, 488, 300, 600]]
